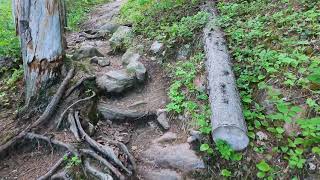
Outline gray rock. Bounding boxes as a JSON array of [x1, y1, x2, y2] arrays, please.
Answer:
[[126, 60, 147, 82], [143, 169, 182, 180], [72, 45, 104, 60], [143, 143, 205, 172], [98, 23, 120, 36], [90, 56, 110, 67], [96, 70, 136, 93], [98, 103, 146, 120], [308, 162, 316, 171], [177, 44, 191, 61], [156, 109, 170, 130], [256, 131, 268, 141], [149, 41, 164, 55], [109, 26, 132, 52], [121, 50, 141, 66], [153, 132, 177, 144], [187, 130, 202, 143]]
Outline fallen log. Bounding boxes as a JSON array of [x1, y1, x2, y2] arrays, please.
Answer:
[[203, 3, 249, 151]]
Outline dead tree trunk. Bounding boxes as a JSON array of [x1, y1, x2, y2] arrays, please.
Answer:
[[13, 0, 66, 105]]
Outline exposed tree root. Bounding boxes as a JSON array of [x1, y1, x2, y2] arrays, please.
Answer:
[[74, 111, 132, 175], [51, 170, 70, 180], [64, 75, 96, 98], [56, 91, 96, 129], [68, 111, 81, 142], [24, 133, 78, 155], [38, 156, 66, 180], [0, 68, 75, 156], [81, 149, 125, 180], [100, 137, 137, 172], [84, 159, 113, 180], [32, 67, 75, 128]]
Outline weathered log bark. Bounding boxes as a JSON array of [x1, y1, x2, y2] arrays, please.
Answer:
[[13, 0, 66, 104], [203, 3, 249, 151]]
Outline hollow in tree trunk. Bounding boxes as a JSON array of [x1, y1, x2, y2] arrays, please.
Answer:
[[13, 0, 66, 105]]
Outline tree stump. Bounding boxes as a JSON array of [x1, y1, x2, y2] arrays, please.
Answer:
[[13, 0, 66, 105]]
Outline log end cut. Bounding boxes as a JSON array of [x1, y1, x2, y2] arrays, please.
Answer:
[[212, 126, 249, 151]]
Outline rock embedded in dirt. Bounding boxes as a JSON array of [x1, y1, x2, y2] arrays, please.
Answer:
[[156, 109, 170, 130], [90, 56, 110, 67], [96, 69, 136, 93], [153, 132, 177, 144], [109, 26, 132, 52], [187, 130, 202, 143], [98, 22, 120, 36], [256, 131, 268, 141], [121, 50, 141, 66], [142, 169, 182, 180], [98, 103, 146, 120], [149, 41, 164, 55], [177, 44, 191, 61], [0, 57, 13, 69], [126, 60, 147, 82], [72, 45, 104, 60], [143, 143, 205, 172]]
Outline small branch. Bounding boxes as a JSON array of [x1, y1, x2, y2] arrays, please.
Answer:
[[84, 159, 113, 180], [56, 91, 96, 129], [32, 67, 75, 128], [74, 111, 131, 175], [64, 76, 96, 98], [38, 156, 65, 180], [81, 149, 125, 180]]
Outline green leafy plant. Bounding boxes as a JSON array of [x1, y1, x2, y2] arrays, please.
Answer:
[[221, 169, 232, 177], [256, 160, 271, 178], [64, 154, 82, 169], [215, 140, 242, 161]]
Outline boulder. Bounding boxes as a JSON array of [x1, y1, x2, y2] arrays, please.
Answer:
[[72, 45, 104, 60], [109, 26, 132, 52], [96, 70, 136, 93], [90, 56, 110, 67], [143, 143, 205, 172], [149, 41, 164, 55], [98, 103, 146, 120]]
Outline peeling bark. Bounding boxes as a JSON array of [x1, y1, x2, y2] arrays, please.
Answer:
[[13, 0, 66, 104]]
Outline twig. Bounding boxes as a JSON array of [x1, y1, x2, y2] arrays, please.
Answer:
[[56, 91, 96, 129], [81, 149, 125, 180], [37, 156, 66, 180], [74, 111, 131, 175]]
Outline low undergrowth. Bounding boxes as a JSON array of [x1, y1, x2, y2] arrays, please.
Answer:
[[121, 0, 320, 179], [216, 0, 320, 179]]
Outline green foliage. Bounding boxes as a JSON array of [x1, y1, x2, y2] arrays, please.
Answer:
[[120, 0, 209, 44], [220, 169, 232, 177], [0, 1, 20, 58], [256, 160, 271, 179], [66, 0, 110, 30], [215, 140, 242, 162], [217, 0, 320, 177], [63, 154, 82, 169]]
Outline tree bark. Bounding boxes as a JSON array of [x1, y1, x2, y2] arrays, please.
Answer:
[[13, 0, 66, 105], [203, 2, 249, 151]]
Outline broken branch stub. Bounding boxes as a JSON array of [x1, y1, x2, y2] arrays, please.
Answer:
[[203, 3, 249, 151]]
